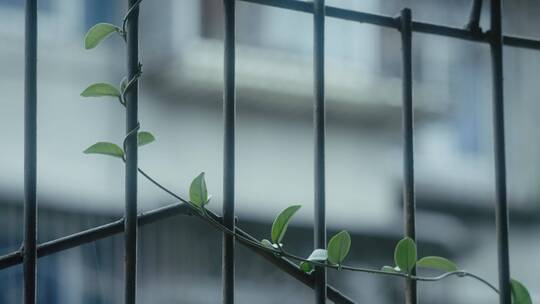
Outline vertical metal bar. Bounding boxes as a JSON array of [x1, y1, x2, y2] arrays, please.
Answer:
[[23, 0, 37, 303], [489, 0, 511, 303], [313, 0, 326, 303], [222, 1, 236, 303], [399, 8, 417, 304], [466, 0, 483, 32], [124, 0, 139, 303]]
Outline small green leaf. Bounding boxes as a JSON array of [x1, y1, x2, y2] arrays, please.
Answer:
[[189, 172, 209, 208], [271, 205, 301, 244], [85, 23, 120, 49], [327, 230, 351, 265], [83, 142, 124, 158], [416, 256, 458, 272], [394, 237, 417, 274], [511, 279, 532, 304], [300, 261, 314, 274], [138, 131, 155, 147], [381, 266, 401, 273], [81, 83, 120, 98], [299, 249, 328, 274]]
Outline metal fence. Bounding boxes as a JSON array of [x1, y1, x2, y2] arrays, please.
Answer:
[[1, 0, 539, 303]]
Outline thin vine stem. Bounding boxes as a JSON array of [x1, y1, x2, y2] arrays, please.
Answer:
[[133, 166, 500, 294], [278, 247, 498, 293], [122, 0, 144, 39]]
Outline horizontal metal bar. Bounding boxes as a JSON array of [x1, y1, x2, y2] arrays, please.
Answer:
[[238, 0, 540, 50], [503, 35, 540, 49], [0, 202, 356, 304], [0, 203, 192, 269]]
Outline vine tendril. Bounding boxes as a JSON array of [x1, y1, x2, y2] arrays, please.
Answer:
[[133, 165, 500, 295], [90, 0, 502, 297], [122, 0, 144, 39]]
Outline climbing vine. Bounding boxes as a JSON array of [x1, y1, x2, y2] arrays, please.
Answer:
[[80, 17, 532, 304]]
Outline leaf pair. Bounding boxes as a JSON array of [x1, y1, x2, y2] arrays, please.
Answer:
[[299, 231, 351, 273], [82, 23, 125, 100], [268, 205, 352, 272], [384, 238, 532, 304], [300, 249, 328, 274], [83, 131, 155, 158], [383, 237, 457, 275]]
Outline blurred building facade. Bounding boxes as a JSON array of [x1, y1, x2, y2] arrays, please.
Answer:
[[0, 0, 539, 303]]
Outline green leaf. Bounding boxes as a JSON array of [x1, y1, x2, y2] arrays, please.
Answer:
[[416, 256, 458, 272], [300, 261, 314, 274], [381, 266, 401, 273], [299, 249, 328, 274], [189, 172, 209, 208], [511, 279, 532, 304], [83, 142, 124, 158], [394, 237, 417, 274], [138, 131, 155, 147], [85, 23, 120, 49], [271, 205, 301, 244], [81, 83, 120, 98], [327, 230, 351, 265]]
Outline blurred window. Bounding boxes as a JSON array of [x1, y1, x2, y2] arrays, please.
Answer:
[[200, 0, 221, 40], [200, 0, 264, 47], [0, 0, 51, 10], [376, 0, 463, 82], [0, 242, 60, 303], [84, 0, 118, 32], [0, 0, 22, 6], [378, 29, 424, 82]]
